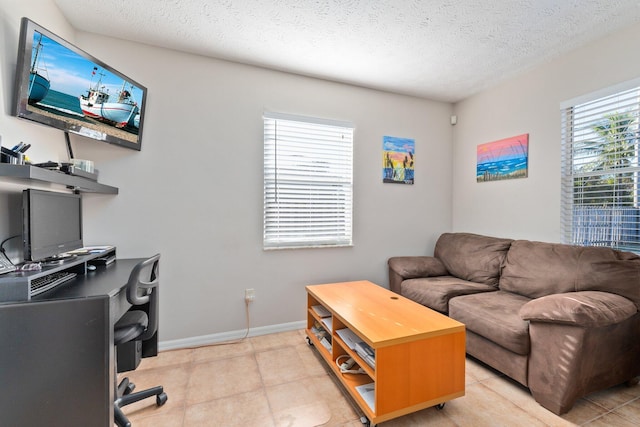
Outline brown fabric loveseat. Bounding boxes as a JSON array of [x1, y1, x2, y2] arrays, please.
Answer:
[[388, 232, 640, 415]]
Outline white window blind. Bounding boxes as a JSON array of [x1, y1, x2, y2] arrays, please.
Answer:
[[263, 112, 354, 249], [561, 85, 640, 253]]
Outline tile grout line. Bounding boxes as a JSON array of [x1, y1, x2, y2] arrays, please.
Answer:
[[254, 350, 279, 426], [581, 395, 640, 426]]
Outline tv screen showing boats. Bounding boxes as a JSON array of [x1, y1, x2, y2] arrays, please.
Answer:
[[13, 18, 147, 151]]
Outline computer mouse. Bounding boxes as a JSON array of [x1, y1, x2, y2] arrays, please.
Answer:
[[87, 264, 97, 271]]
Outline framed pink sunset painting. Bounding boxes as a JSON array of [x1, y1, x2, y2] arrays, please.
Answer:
[[477, 134, 529, 182]]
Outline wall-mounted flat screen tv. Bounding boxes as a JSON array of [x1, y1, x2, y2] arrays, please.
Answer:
[[13, 17, 147, 151]]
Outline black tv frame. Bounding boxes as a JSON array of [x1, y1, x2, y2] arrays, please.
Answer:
[[13, 17, 147, 151]]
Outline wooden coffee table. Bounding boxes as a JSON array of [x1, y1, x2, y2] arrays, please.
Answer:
[[306, 280, 465, 426]]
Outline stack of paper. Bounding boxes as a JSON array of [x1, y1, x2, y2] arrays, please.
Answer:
[[355, 341, 375, 368], [311, 305, 331, 318], [320, 336, 332, 352], [336, 328, 360, 350], [355, 383, 375, 412], [321, 316, 332, 331]]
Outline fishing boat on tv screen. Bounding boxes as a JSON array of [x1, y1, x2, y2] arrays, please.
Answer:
[[79, 67, 140, 129], [12, 17, 148, 151]]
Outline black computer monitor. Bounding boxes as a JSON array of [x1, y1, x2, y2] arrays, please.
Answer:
[[22, 189, 83, 262]]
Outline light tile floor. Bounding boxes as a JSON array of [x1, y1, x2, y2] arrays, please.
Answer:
[[121, 329, 640, 426]]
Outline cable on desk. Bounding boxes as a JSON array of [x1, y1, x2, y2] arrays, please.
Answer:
[[0, 234, 20, 265]]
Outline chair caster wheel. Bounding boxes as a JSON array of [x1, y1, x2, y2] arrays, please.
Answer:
[[124, 383, 135, 395], [436, 403, 445, 410], [157, 392, 168, 406]]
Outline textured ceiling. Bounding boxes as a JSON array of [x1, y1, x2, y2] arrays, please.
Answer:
[[53, 0, 640, 102]]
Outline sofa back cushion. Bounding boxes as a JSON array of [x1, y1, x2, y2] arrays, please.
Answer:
[[434, 233, 513, 287], [500, 240, 640, 308]]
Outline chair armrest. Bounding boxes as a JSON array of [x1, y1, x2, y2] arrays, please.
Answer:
[[519, 291, 637, 327], [388, 256, 448, 294]]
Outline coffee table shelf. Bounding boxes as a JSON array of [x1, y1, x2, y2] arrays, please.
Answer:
[[305, 280, 465, 426]]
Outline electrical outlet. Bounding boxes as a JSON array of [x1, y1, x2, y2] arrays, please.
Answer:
[[245, 288, 255, 302]]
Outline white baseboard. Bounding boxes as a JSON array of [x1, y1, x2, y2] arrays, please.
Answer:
[[158, 320, 306, 351]]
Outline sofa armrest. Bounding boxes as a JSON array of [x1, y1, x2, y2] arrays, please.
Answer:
[[519, 291, 637, 327], [388, 256, 448, 294]]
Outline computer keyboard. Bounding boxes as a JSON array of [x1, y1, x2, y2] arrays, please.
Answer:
[[30, 271, 78, 296]]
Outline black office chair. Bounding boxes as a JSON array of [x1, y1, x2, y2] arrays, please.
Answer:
[[114, 254, 167, 427]]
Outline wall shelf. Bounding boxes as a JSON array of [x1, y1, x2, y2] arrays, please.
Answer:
[[0, 164, 118, 194]]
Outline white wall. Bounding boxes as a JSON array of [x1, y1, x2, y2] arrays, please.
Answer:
[[452, 22, 640, 242], [0, 0, 454, 343], [0, 1, 76, 257]]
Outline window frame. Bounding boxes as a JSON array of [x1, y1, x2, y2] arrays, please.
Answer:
[[560, 79, 640, 253], [263, 112, 354, 250]]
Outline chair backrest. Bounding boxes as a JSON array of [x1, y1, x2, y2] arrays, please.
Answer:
[[125, 253, 160, 341]]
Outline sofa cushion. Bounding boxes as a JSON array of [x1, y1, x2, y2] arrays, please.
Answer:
[[500, 240, 578, 297], [401, 276, 496, 313], [581, 254, 640, 310], [519, 291, 637, 327], [449, 291, 531, 355], [434, 233, 513, 287], [500, 240, 640, 306], [388, 256, 449, 278]]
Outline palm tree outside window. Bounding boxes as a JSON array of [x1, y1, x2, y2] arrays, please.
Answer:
[[561, 85, 640, 253]]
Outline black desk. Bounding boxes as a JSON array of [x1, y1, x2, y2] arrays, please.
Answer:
[[0, 257, 154, 427], [36, 258, 145, 323]]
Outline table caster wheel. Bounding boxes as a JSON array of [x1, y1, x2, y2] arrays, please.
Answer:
[[436, 403, 445, 410], [360, 415, 374, 426], [306, 336, 314, 346]]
